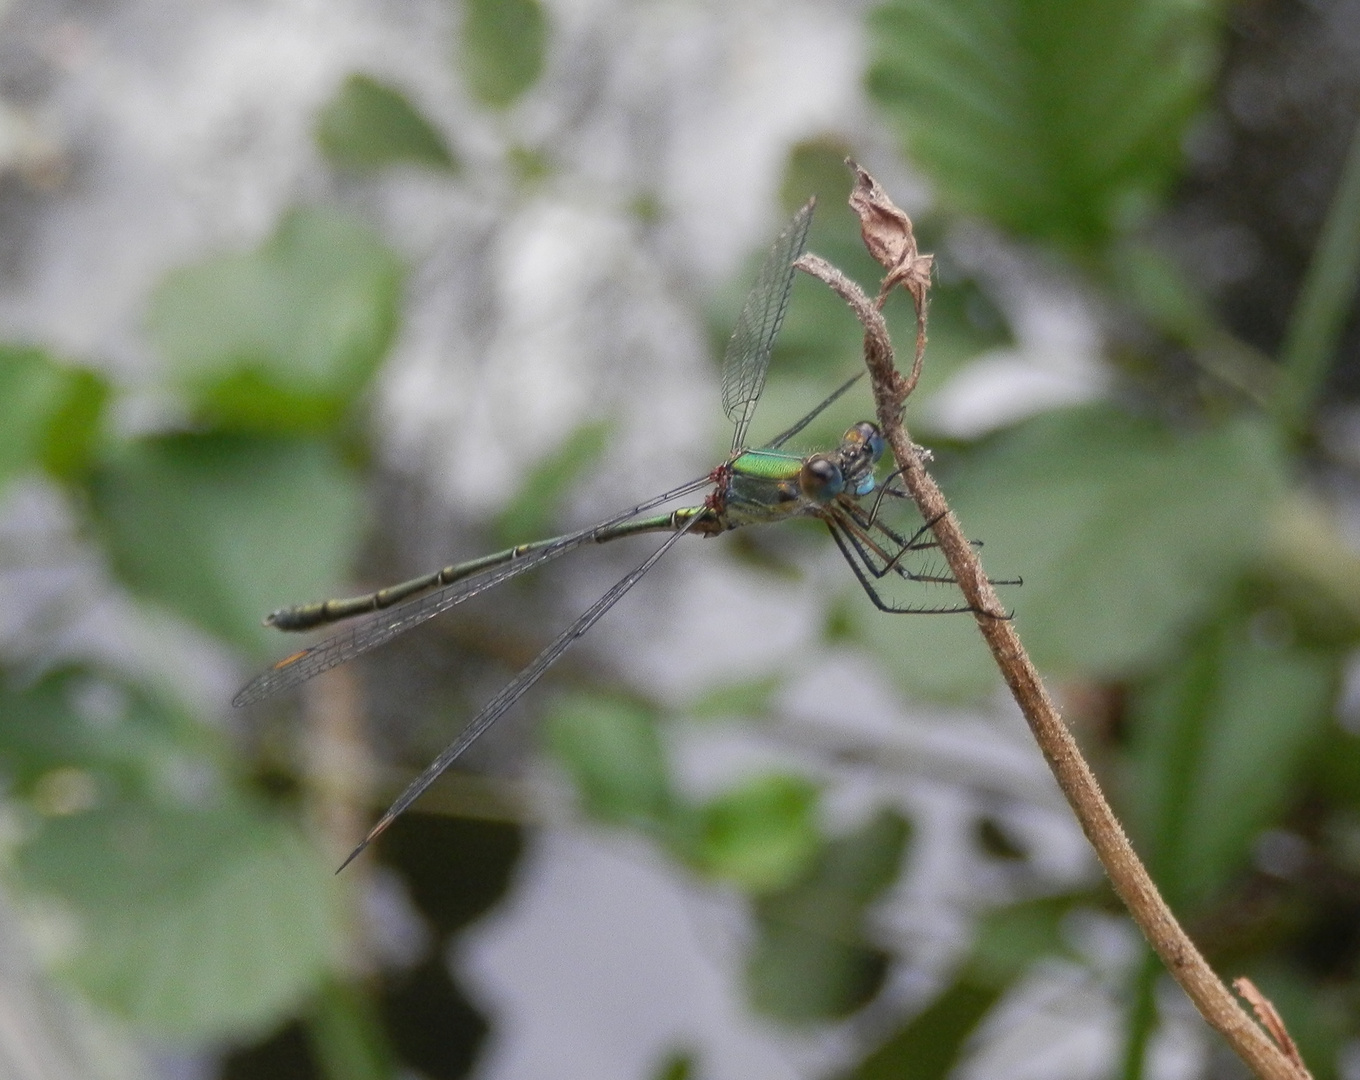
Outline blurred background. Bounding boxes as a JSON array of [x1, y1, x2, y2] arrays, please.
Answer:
[[1, 0, 1359, 1078]]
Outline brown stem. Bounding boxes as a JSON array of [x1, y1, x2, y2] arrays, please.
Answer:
[[302, 666, 376, 972], [795, 245, 1312, 1080]]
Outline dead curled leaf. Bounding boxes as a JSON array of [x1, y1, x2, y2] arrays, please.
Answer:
[[847, 158, 934, 303], [845, 159, 933, 394]]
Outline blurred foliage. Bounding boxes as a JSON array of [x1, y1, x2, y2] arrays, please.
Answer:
[[893, 409, 1283, 691], [1, 669, 339, 1040], [1, 0, 1359, 1076], [649, 1050, 697, 1080], [1, 202, 389, 1061], [747, 810, 909, 1020], [304, 981, 395, 1080], [544, 695, 833, 894], [848, 979, 1002, 1080], [91, 435, 365, 653], [1125, 608, 1336, 911], [315, 74, 458, 174], [147, 208, 402, 434], [0, 6, 568, 1060], [17, 800, 338, 1039], [0, 346, 107, 488], [457, 0, 547, 109], [0, 0, 559, 1069], [846, 896, 1078, 1079], [545, 693, 905, 1016], [544, 695, 674, 830], [867, 0, 1218, 253], [684, 772, 823, 893], [492, 418, 613, 548], [684, 673, 782, 721], [0, 668, 212, 801]]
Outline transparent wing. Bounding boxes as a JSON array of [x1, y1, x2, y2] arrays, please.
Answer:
[[233, 476, 711, 707], [766, 371, 863, 449], [232, 532, 590, 707], [337, 514, 701, 871], [721, 199, 815, 454]]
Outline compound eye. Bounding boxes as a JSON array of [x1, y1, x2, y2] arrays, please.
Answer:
[[800, 455, 845, 501], [844, 421, 886, 463]]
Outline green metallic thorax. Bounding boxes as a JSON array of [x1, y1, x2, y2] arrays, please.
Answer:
[[721, 448, 818, 528], [728, 448, 805, 481]]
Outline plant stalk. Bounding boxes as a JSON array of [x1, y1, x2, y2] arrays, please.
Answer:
[[793, 163, 1314, 1079]]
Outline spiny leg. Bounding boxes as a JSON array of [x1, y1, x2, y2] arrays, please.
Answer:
[[845, 497, 1022, 588], [833, 505, 959, 585], [853, 478, 959, 553], [852, 511, 1022, 589], [825, 520, 976, 615], [854, 504, 948, 567]]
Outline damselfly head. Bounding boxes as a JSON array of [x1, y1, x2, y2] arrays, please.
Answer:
[[843, 421, 885, 463], [836, 421, 886, 497], [800, 454, 846, 502]]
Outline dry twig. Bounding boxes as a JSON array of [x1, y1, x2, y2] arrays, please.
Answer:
[[792, 160, 1313, 1080], [1235, 977, 1306, 1071]]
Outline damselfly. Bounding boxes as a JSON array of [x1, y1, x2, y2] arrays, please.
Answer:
[[235, 200, 972, 869]]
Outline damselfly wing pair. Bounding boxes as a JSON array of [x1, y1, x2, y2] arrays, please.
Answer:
[[234, 201, 981, 869]]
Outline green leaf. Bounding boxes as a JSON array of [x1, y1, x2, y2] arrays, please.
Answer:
[[1109, 241, 1220, 345], [544, 695, 673, 828], [316, 74, 458, 173], [966, 894, 1077, 984], [458, 0, 547, 108], [493, 418, 612, 548], [1126, 611, 1337, 909], [0, 668, 214, 803], [41, 369, 108, 481], [867, 408, 1286, 700], [1275, 110, 1360, 439], [847, 895, 1079, 1079], [747, 809, 909, 1021], [649, 1050, 697, 1080], [0, 346, 108, 486], [1310, 723, 1360, 812], [147, 207, 402, 433], [685, 674, 781, 721], [90, 435, 366, 652], [0, 346, 70, 478], [14, 801, 339, 1039], [845, 979, 1001, 1080], [684, 773, 822, 893], [867, 0, 1219, 252], [304, 978, 399, 1080], [858, 607, 1000, 703], [508, 144, 553, 184]]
